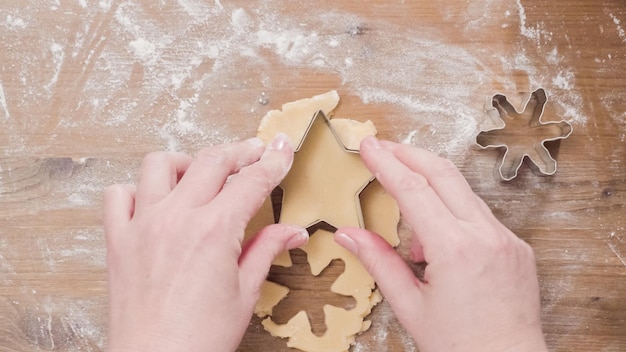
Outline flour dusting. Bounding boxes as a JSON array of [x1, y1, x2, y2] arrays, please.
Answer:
[[0, 81, 9, 119], [1, 0, 589, 156], [44, 43, 65, 92], [608, 231, 626, 267], [609, 13, 626, 42]]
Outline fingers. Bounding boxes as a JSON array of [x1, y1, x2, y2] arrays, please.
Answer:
[[379, 140, 484, 222], [210, 134, 294, 233], [359, 136, 458, 257], [171, 138, 266, 208], [135, 152, 193, 209], [334, 227, 422, 316], [238, 224, 309, 296]]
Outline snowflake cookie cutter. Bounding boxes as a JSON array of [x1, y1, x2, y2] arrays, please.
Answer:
[[476, 88, 573, 181]]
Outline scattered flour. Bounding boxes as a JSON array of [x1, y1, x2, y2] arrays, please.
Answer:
[[128, 37, 157, 63], [0, 81, 9, 118], [231, 8, 253, 34], [26, 296, 106, 350], [44, 43, 65, 92], [516, 0, 539, 40], [1, 0, 589, 156], [4, 15, 27, 31], [0, 238, 15, 285], [608, 242, 626, 267], [607, 231, 626, 267], [552, 69, 575, 90], [98, 0, 112, 12], [609, 13, 626, 42]]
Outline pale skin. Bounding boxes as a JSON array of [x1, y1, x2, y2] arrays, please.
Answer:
[[104, 134, 547, 352]]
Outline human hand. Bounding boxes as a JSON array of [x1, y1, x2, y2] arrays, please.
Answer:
[[103, 135, 308, 352], [334, 136, 547, 352]]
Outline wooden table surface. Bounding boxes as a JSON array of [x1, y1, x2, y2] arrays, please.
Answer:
[[1, 1, 625, 351]]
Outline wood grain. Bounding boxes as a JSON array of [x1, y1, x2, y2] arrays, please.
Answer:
[[1, 0, 625, 351]]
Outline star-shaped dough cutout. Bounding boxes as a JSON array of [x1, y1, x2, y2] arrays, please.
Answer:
[[277, 110, 373, 229], [476, 88, 573, 180]]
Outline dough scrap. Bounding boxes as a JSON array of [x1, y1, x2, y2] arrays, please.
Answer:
[[256, 281, 290, 317], [257, 90, 341, 147], [247, 91, 400, 352]]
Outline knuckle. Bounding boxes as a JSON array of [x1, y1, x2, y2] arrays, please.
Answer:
[[195, 147, 227, 167], [448, 237, 472, 261], [237, 165, 276, 194], [472, 224, 511, 253], [363, 254, 384, 277], [142, 151, 171, 167], [363, 245, 394, 276], [519, 238, 536, 258], [202, 208, 234, 234], [432, 157, 461, 178], [396, 173, 429, 192], [489, 236, 511, 254]]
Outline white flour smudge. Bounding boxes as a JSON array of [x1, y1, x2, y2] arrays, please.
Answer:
[[0, 81, 9, 118], [609, 13, 626, 42], [4, 14, 27, 31], [128, 37, 157, 63], [24, 295, 106, 350], [516, 0, 539, 40], [44, 43, 65, 93], [608, 243, 626, 267], [231, 8, 253, 34], [608, 232, 626, 267], [0, 238, 15, 285]]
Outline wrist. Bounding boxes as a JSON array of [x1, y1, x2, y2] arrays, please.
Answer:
[[502, 339, 548, 352], [485, 331, 548, 352]]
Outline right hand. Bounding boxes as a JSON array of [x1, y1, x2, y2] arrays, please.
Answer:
[[334, 136, 547, 352]]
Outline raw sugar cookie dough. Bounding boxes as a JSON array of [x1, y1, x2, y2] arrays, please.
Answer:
[[245, 91, 400, 352]]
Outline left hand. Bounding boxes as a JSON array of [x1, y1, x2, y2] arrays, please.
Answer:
[[104, 134, 308, 352]]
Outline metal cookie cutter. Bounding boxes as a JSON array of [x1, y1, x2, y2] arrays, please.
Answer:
[[476, 88, 573, 181], [273, 110, 374, 231]]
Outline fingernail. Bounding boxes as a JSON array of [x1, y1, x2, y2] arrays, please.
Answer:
[[245, 137, 265, 148], [362, 135, 381, 149], [268, 133, 291, 151], [335, 233, 358, 254], [286, 228, 309, 249]]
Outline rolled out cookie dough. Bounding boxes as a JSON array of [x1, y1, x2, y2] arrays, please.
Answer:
[[246, 91, 400, 352]]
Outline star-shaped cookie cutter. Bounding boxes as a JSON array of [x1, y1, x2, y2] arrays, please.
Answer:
[[273, 110, 374, 230], [476, 88, 573, 181]]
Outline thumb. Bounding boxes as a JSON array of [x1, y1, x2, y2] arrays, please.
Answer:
[[334, 227, 422, 311], [238, 224, 309, 296]]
